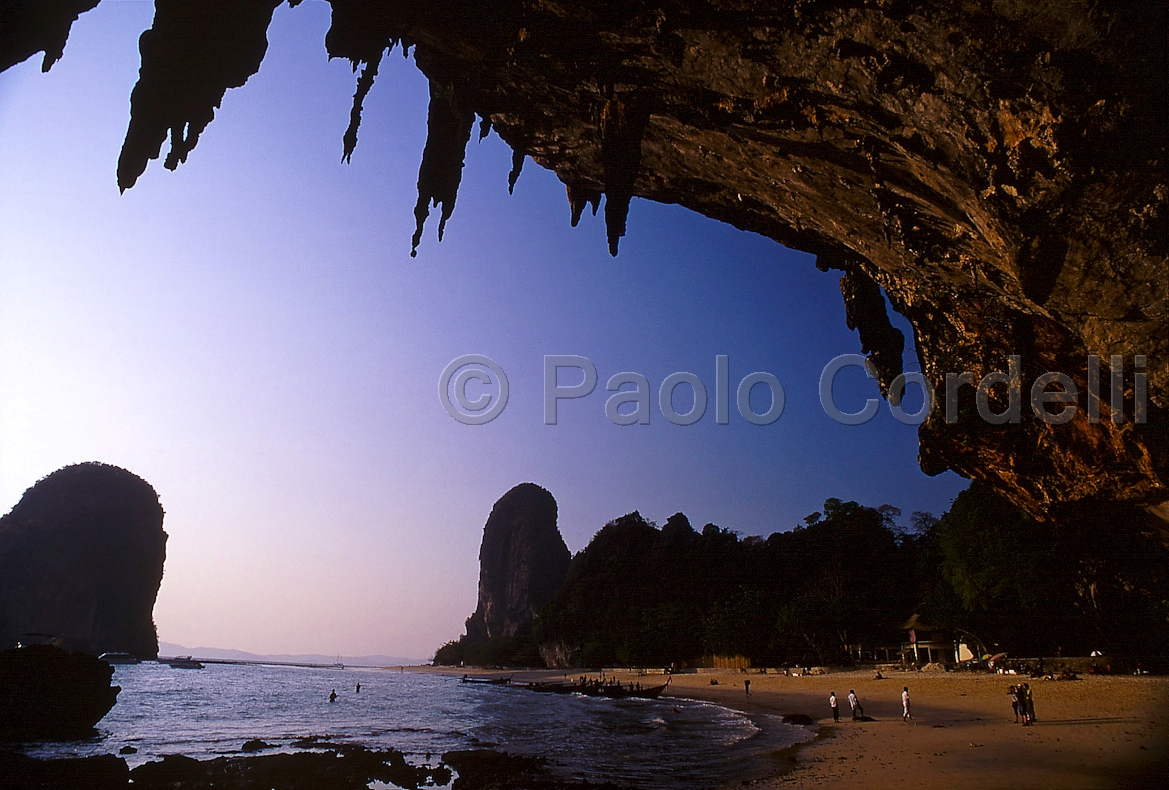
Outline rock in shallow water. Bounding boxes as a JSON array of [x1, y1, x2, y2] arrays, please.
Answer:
[[0, 644, 120, 741], [240, 738, 274, 752]]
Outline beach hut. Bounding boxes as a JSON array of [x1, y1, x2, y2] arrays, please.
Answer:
[[901, 615, 969, 666]]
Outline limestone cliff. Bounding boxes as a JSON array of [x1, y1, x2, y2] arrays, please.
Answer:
[[0, 463, 167, 657], [465, 483, 570, 640], [2, 2, 1166, 531]]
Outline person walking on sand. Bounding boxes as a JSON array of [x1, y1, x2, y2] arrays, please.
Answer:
[[848, 690, 860, 720], [902, 687, 912, 722], [830, 692, 839, 722], [744, 679, 751, 696]]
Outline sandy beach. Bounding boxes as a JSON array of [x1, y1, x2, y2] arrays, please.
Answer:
[[662, 669, 1169, 789], [439, 666, 1168, 789]]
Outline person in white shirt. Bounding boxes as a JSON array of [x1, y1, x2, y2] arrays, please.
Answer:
[[848, 689, 860, 720], [902, 687, 912, 722], [829, 691, 839, 722]]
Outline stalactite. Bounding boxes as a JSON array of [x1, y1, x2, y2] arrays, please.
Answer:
[[507, 149, 524, 194], [410, 81, 474, 258], [566, 184, 601, 227], [116, 0, 283, 192], [839, 268, 906, 400], [599, 94, 651, 256], [342, 48, 384, 163]]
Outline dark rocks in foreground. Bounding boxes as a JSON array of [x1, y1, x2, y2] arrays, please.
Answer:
[[0, 645, 120, 741], [0, 753, 129, 790], [129, 747, 446, 790], [0, 463, 167, 658], [0, 747, 624, 790], [443, 750, 623, 789]]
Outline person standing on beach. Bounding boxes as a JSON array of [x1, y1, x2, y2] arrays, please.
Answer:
[[744, 679, 751, 696], [1009, 685, 1020, 722], [1023, 683, 1035, 725], [902, 687, 911, 722], [848, 690, 860, 720], [329, 689, 337, 703], [830, 692, 839, 722]]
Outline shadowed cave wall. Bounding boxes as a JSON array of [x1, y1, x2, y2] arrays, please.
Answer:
[[3, 0, 1166, 533]]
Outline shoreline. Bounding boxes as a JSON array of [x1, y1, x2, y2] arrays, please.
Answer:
[[417, 665, 817, 786], [427, 665, 1169, 788], [7, 664, 1166, 788]]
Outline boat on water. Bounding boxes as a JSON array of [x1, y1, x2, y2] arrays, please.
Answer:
[[164, 656, 205, 669], [460, 674, 512, 685], [99, 652, 140, 665], [0, 644, 120, 740], [521, 677, 670, 700]]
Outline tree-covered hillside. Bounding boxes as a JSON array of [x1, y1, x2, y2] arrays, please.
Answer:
[[437, 486, 1169, 670]]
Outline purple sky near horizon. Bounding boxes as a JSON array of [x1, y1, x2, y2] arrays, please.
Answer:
[[0, 1, 968, 659]]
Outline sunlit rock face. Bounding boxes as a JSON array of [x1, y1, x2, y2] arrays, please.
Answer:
[[466, 484, 570, 640], [2, 1, 1166, 529], [0, 464, 167, 657]]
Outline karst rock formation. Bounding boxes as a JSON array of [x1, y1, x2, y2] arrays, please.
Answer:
[[0, 463, 167, 657], [466, 483, 570, 640], [2, 1, 1166, 531]]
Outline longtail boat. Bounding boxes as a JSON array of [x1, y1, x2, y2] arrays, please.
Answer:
[[460, 674, 512, 685], [521, 677, 670, 699]]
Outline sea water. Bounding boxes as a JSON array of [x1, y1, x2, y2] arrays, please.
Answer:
[[18, 664, 812, 789]]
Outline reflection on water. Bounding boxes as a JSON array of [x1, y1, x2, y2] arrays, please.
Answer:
[[18, 664, 811, 789]]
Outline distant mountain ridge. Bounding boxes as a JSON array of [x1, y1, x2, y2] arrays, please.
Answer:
[[158, 642, 424, 667]]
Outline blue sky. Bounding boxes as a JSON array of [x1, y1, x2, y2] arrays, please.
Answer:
[[0, 1, 967, 658]]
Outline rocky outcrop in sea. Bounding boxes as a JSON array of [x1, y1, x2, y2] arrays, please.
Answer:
[[0, 463, 167, 658]]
